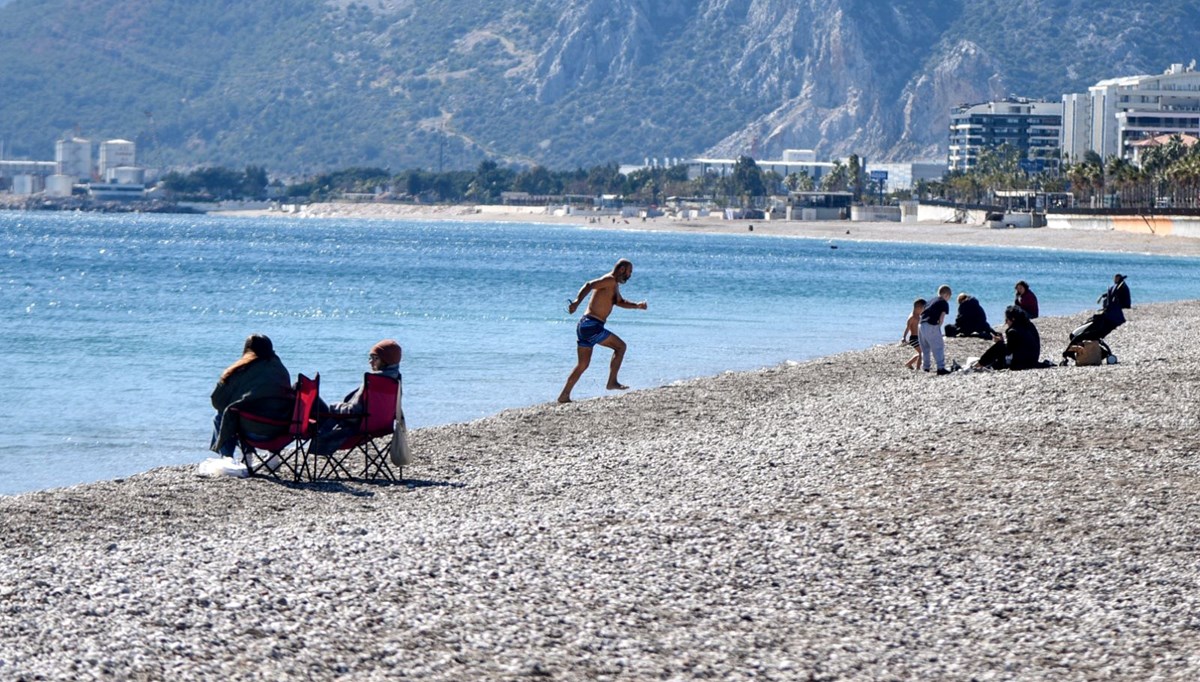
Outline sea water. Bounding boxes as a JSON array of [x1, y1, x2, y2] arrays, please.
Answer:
[[3, 211, 1199, 495]]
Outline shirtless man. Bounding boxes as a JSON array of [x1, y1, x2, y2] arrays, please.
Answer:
[[557, 259, 648, 403]]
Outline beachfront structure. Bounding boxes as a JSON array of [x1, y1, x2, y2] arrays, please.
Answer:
[[1062, 63, 1200, 163], [55, 137, 92, 181], [948, 98, 1063, 172], [863, 162, 946, 192], [685, 150, 835, 184], [98, 139, 136, 179]]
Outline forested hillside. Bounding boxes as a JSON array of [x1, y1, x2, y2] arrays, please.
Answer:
[[0, 0, 1198, 172]]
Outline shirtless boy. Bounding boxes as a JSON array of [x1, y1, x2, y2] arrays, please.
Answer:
[[557, 259, 648, 403]]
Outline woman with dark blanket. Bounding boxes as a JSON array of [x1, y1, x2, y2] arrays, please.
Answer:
[[210, 334, 294, 459], [975, 305, 1042, 371], [945, 292, 995, 338]]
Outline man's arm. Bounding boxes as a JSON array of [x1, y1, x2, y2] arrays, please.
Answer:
[[615, 290, 648, 310], [567, 277, 601, 314]]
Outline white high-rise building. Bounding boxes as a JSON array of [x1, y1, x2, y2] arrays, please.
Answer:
[[1062, 62, 1200, 162], [55, 137, 92, 181]]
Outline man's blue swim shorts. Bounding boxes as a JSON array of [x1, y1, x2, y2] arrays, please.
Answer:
[[576, 315, 612, 348]]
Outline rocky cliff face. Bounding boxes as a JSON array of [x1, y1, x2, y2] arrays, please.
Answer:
[[528, 0, 1005, 162], [524, 0, 1198, 164], [0, 0, 1196, 170]]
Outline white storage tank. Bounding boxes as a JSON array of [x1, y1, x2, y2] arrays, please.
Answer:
[[99, 139, 136, 177], [12, 174, 44, 195], [45, 174, 75, 197], [55, 137, 92, 181]]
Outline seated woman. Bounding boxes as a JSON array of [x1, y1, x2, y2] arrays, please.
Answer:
[[311, 339, 402, 456], [945, 292, 995, 338], [975, 305, 1041, 371], [210, 334, 294, 459], [1014, 280, 1039, 319]]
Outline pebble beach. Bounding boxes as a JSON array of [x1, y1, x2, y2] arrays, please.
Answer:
[[2, 299, 1199, 680]]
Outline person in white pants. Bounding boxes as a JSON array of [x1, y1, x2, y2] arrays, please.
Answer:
[[918, 285, 953, 374]]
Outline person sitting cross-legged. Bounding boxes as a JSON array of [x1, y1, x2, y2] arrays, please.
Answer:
[[973, 305, 1041, 371]]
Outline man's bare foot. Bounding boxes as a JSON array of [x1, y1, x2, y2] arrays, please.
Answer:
[[557, 394, 572, 403], [606, 382, 629, 391]]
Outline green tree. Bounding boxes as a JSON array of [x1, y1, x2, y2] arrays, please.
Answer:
[[820, 160, 850, 192], [466, 160, 515, 202], [847, 154, 863, 201], [785, 171, 814, 192], [513, 165, 559, 195], [731, 155, 766, 199], [242, 165, 268, 199]]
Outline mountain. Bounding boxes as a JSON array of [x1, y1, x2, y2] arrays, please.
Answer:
[[1, 0, 1198, 173]]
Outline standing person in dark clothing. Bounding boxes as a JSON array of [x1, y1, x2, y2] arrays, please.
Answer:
[[1014, 280, 1039, 319], [1100, 273, 1131, 326], [210, 334, 293, 459], [919, 285, 952, 375], [975, 306, 1042, 371]]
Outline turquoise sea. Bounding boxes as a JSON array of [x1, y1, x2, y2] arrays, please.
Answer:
[[3, 211, 1199, 495]]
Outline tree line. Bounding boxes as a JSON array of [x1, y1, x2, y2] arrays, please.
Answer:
[[158, 154, 884, 205], [920, 138, 1200, 210]]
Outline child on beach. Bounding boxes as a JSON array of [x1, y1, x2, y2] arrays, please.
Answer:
[[919, 285, 953, 375], [901, 298, 925, 369]]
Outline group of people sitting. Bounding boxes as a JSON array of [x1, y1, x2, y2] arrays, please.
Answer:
[[209, 335, 403, 461], [902, 274, 1131, 373]]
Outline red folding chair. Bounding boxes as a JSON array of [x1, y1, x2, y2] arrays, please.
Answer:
[[232, 373, 320, 480], [320, 373, 406, 481]]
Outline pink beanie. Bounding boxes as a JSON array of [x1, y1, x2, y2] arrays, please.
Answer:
[[371, 339, 402, 366]]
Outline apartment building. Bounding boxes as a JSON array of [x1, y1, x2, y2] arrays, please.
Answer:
[[1062, 62, 1200, 162], [948, 98, 1063, 172]]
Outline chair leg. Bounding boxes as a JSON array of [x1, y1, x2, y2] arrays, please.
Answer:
[[360, 439, 400, 481]]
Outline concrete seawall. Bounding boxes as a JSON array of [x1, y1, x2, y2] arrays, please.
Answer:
[[1046, 214, 1200, 238]]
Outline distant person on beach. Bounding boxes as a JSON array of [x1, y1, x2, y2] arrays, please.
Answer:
[[944, 292, 994, 338], [901, 298, 926, 370], [1014, 280, 1039, 319], [919, 285, 952, 375], [210, 334, 293, 459], [311, 339, 402, 456], [557, 259, 648, 403], [973, 305, 1042, 371]]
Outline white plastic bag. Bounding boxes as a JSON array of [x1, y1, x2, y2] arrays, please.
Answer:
[[196, 457, 249, 479]]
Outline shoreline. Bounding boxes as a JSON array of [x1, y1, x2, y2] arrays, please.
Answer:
[[214, 201, 1200, 257], [2, 302, 1200, 678]]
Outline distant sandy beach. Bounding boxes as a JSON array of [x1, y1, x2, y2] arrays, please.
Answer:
[[2, 302, 1199, 679], [216, 201, 1200, 257]]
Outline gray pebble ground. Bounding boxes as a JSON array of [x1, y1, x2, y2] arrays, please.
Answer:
[[1, 302, 1198, 680]]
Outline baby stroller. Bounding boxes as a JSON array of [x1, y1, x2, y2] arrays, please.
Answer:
[[1060, 317, 1116, 365], [1060, 278, 1128, 364]]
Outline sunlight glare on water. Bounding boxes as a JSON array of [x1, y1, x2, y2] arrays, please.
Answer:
[[2, 211, 1199, 494]]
